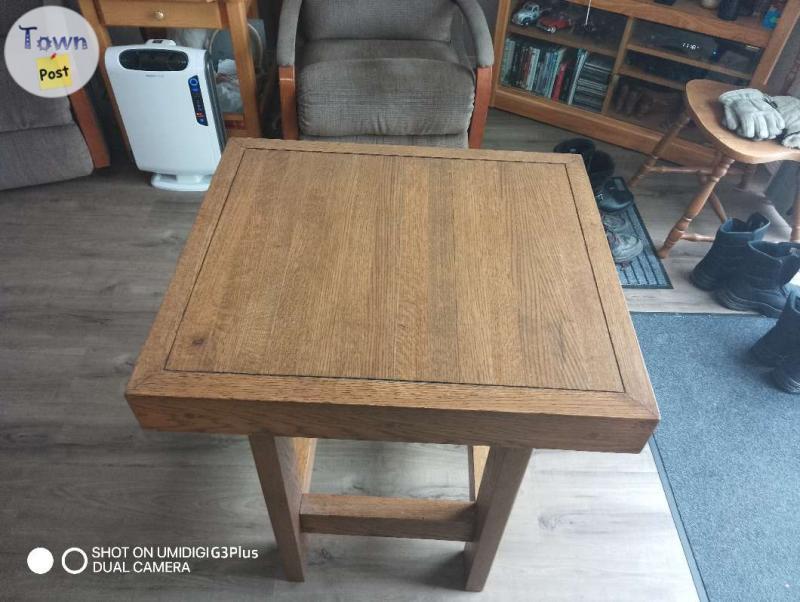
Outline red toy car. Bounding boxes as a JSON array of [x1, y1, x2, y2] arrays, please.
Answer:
[[536, 15, 573, 33]]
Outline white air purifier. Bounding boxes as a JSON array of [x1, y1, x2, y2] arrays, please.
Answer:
[[105, 40, 225, 192]]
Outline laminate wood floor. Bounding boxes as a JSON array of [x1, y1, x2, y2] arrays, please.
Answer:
[[7, 109, 777, 600]]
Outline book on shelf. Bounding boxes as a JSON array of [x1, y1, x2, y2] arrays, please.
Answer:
[[499, 35, 567, 100], [565, 48, 588, 105], [551, 59, 570, 101], [570, 53, 613, 113], [499, 37, 517, 86]]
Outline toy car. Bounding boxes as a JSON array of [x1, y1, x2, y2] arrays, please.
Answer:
[[536, 15, 573, 33], [511, 2, 542, 27]]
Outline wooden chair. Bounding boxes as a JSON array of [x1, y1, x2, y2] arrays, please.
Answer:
[[628, 79, 800, 258], [68, 87, 110, 170]]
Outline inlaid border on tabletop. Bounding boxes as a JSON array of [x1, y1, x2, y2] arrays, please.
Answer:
[[126, 139, 659, 453]]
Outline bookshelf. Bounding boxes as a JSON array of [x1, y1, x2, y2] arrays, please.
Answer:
[[491, 0, 800, 165]]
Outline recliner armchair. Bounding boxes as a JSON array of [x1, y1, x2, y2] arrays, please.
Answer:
[[277, 0, 494, 148]]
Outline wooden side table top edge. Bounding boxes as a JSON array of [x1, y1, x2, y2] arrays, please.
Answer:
[[126, 139, 658, 453]]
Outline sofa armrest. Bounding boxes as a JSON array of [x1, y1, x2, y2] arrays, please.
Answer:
[[277, 0, 303, 66], [453, 0, 494, 68]]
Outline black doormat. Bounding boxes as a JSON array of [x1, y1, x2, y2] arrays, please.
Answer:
[[616, 204, 672, 289]]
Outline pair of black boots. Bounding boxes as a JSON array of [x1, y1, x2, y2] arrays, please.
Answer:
[[691, 213, 800, 319], [750, 292, 800, 393], [691, 213, 800, 393]]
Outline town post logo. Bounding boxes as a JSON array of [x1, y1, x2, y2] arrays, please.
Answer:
[[4, 6, 99, 98]]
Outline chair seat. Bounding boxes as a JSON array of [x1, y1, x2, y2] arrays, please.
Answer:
[[299, 39, 466, 68], [300, 132, 469, 147], [685, 79, 800, 164], [297, 40, 475, 138]]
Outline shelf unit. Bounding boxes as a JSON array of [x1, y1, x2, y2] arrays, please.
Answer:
[[491, 0, 800, 165]]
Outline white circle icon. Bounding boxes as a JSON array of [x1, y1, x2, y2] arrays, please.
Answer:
[[61, 547, 88, 575], [3, 6, 99, 98], [27, 547, 54, 574]]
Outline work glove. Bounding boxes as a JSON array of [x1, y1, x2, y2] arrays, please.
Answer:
[[773, 95, 800, 149], [719, 88, 785, 141]]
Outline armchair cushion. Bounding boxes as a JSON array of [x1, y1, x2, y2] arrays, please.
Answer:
[[0, 41, 74, 133], [301, 132, 468, 147], [0, 125, 92, 191], [300, 0, 456, 42], [297, 51, 475, 138], [1, 0, 41, 32], [300, 39, 463, 67]]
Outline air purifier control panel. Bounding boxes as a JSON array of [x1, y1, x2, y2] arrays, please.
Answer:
[[188, 76, 208, 126]]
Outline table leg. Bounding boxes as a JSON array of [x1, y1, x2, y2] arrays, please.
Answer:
[[225, 0, 262, 137], [76, 0, 130, 151], [464, 446, 532, 592], [250, 434, 316, 581], [468, 445, 489, 501]]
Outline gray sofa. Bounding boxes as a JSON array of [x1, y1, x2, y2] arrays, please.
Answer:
[[277, 0, 494, 148], [0, 1, 94, 191]]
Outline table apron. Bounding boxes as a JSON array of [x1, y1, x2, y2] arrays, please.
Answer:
[[127, 394, 656, 453]]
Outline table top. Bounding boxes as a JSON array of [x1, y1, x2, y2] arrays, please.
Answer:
[[127, 139, 658, 452]]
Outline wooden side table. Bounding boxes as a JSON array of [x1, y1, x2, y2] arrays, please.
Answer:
[[127, 139, 659, 591], [78, 0, 262, 139]]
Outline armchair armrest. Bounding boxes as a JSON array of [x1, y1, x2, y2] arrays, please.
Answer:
[[453, 0, 493, 68], [277, 0, 302, 138], [453, 0, 493, 148], [277, 0, 303, 66]]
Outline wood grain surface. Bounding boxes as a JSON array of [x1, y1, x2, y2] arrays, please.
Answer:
[[127, 139, 659, 452], [468, 66, 492, 149], [250, 434, 307, 581], [98, 0, 225, 28], [168, 149, 618, 391], [299, 494, 476, 541], [464, 446, 533, 591], [68, 87, 110, 169], [468, 445, 489, 500]]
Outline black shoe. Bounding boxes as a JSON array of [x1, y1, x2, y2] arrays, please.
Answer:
[[690, 213, 770, 291], [553, 138, 595, 167], [553, 140, 615, 195], [752, 291, 800, 366], [587, 150, 615, 193], [771, 355, 800, 394], [716, 241, 800, 318], [597, 177, 634, 213]]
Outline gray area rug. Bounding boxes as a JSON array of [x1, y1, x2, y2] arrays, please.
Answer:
[[616, 204, 672, 289], [632, 312, 800, 602]]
